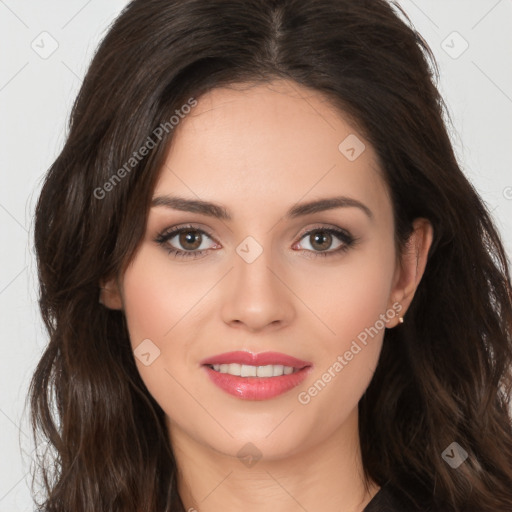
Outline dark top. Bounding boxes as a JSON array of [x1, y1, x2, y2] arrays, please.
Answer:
[[363, 482, 418, 512]]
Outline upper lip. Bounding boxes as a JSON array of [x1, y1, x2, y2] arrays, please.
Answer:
[[200, 351, 311, 369]]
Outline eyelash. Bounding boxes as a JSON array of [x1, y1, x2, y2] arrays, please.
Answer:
[[154, 224, 358, 260]]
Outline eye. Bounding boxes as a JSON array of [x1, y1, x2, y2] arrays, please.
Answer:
[[154, 224, 358, 260], [154, 224, 219, 259], [293, 226, 356, 257]]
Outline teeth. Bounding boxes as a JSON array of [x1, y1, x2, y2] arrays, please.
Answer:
[[241, 364, 257, 377], [211, 363, 297, 377]]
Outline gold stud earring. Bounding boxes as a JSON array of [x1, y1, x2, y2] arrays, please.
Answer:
[[398, 316, 404, 324]]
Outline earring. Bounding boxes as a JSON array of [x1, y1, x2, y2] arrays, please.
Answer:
[[398, 316, 404, 324]]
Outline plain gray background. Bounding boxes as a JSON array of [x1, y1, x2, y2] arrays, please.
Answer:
[[1, 1, 511, 510]]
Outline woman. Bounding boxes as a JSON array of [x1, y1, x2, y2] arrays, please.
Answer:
[[28, 1, 512, 511]]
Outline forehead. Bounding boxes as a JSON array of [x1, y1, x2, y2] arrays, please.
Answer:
[[154, 80, 391, 223]]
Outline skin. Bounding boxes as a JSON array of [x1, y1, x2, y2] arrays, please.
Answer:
[[101, 79, 433, 512]]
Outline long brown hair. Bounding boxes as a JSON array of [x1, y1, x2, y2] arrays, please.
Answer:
[[28, 1, 512, 511]]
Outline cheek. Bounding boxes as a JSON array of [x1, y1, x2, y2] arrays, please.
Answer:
[[294, 238, 395, 409], [121, 247, 210, 345], [120, 245, 225, 370], [120, 250, 208, 420], [294, 239, 396, 351]]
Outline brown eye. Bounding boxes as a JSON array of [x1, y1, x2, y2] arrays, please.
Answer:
[[294, 226, 356, 257], [179, 230, 203, 250], [309, 230, 333, 251], [154, 225, 218, 259]]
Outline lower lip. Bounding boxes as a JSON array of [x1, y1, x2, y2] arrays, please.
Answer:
[[202, 365, 312, 400]]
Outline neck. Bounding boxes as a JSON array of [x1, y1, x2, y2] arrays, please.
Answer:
[[168, 407, 380, 512]]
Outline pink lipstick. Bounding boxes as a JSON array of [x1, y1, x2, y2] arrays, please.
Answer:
[[200, 351, 313, 400]]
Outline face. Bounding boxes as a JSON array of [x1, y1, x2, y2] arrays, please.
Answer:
[[103, 79, 427, 462]]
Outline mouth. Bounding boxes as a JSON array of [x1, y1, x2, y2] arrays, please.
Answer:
[[205, 363, 304, 377], [200, 351, 312, 400]]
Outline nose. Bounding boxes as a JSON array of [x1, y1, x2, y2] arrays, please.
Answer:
[[220, 243, 296, 333]]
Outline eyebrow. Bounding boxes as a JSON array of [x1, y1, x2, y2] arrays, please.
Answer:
[[150, 194, 373, 220]]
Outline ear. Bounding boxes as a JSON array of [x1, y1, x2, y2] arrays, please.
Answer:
[[99, 275, 123, 310], [388, 218, 434, 327]]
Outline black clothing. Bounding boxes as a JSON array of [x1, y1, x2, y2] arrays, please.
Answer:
[[363, 482, 421, 512]]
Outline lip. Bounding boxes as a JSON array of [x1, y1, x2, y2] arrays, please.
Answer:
[[200, 350, 311, 368], [200, 351, 313, 401]]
